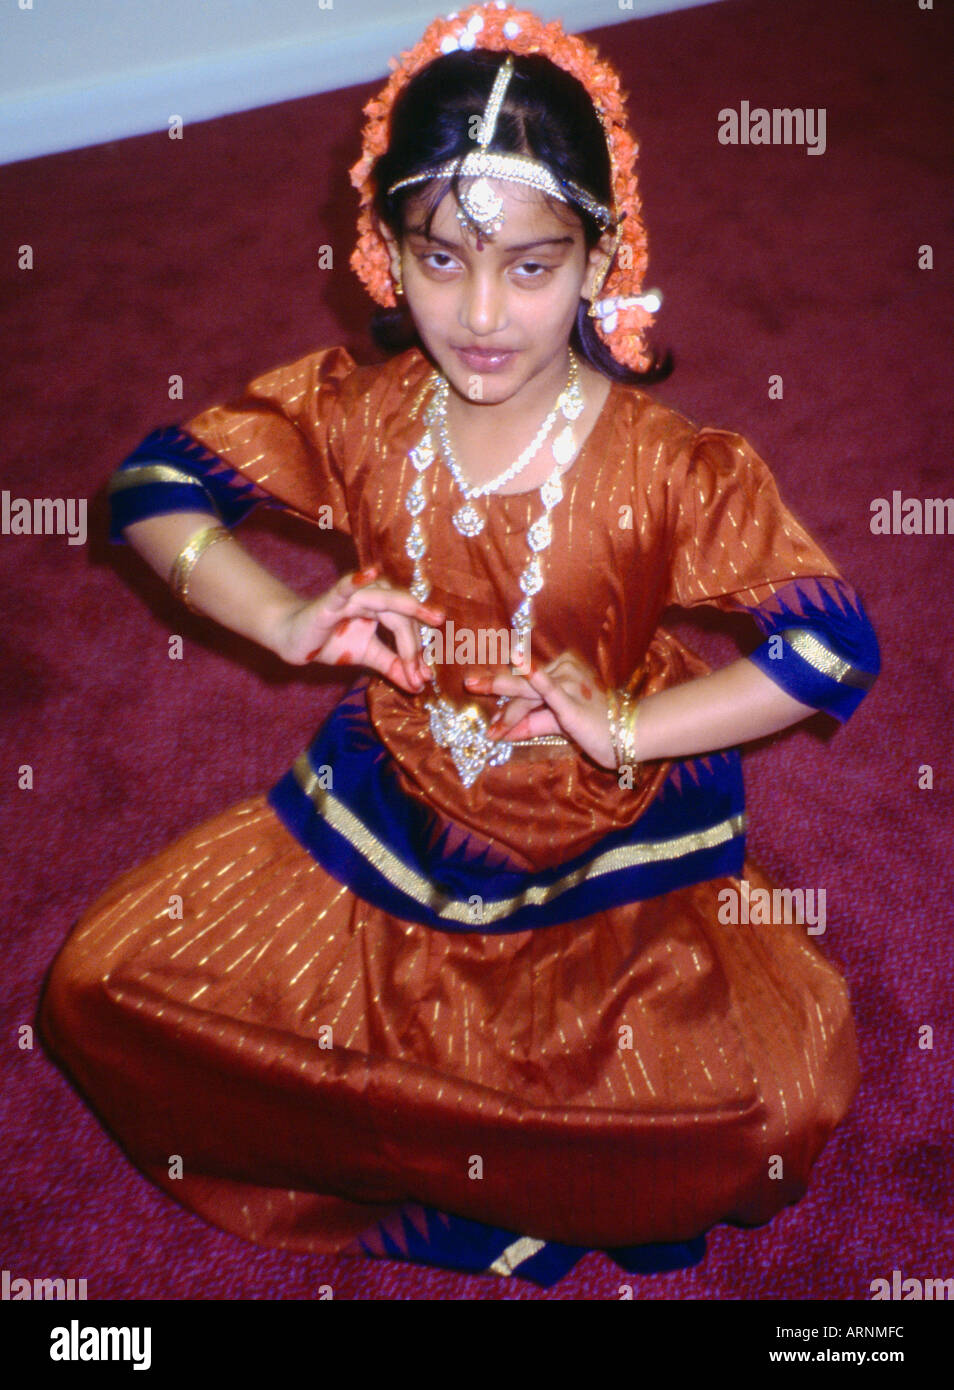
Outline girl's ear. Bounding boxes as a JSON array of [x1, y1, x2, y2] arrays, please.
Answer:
[[583, 230, 619, 304]]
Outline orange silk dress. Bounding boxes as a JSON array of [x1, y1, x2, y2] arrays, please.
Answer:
[[39, 346, 866, 1257]]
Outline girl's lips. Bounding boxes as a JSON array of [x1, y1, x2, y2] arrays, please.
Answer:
[[454, 347, 518, 372]]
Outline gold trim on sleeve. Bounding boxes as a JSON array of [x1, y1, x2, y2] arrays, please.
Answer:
[[779, 628, 876, 690], [107, 462, 218, 503]]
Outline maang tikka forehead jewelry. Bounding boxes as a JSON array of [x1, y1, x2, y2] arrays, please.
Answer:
[[386, 52, 616, 241], [455, 54, 513, 238]]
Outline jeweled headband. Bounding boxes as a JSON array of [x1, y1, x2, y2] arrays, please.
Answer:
[[349, 2, 658, 372], [385, 54, 616, 236]]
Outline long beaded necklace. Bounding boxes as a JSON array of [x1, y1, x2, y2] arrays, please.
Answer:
[[404, 353, 583, 786]]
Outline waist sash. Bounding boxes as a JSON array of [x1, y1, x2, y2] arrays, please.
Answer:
[[268, 682, 746, 934]]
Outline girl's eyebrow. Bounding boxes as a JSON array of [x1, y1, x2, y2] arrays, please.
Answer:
[[407, 231, 575, 253]]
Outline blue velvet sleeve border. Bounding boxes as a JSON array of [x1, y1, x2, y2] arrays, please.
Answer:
[[107, 426, 281, 543], [746, 577, 880, 720]]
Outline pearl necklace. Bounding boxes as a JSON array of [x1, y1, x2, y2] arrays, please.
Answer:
[[404, 359, 582, 786], [434, 353, 583, 537]]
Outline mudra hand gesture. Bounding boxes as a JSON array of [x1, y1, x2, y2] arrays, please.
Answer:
[[274, 564, 443, 694], [464, 652, 617, 770]]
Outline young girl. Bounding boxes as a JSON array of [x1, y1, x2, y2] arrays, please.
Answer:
[[40, 3, 879, 1288]]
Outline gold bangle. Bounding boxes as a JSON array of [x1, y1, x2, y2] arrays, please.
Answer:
[[605, 687, 621, 767], [169, 522, 230, 612], [618, 692, 642, 773]]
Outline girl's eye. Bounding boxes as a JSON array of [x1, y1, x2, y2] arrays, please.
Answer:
[[422, 252, 458, 271], [513, 262, 550, 281]]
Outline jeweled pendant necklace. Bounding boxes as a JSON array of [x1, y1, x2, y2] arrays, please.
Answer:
[[434, 352, 584, 537], [402, 356, 582, 786]]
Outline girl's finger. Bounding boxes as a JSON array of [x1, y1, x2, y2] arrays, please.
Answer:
[[519, 662, 589, 733], [492, 706, 560, 743], [344, 589, 445, 627], [463, 670, 535, 699], [361, 633, 422, 692], [411, 616, 435, 681], [373, 611, 434, 686], [323, 570, 443, 626], [486, 695, 541, 738], [350, 564, 382, 588], [326, 566, 381, 609]]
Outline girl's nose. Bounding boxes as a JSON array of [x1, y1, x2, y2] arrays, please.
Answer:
[[460, 272, 506, 336]]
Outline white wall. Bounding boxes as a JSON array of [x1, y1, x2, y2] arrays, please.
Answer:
[[0, 0, 716, 166]]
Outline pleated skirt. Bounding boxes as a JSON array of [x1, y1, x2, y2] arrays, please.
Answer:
[[39, 791, 860, 1253]]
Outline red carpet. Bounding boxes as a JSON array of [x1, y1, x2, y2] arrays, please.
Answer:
[[2, 0, 951, 1299]]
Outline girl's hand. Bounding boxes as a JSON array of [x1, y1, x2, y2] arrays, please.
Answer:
[[271, 565, 445, 694], [464, 653, 617, 769]]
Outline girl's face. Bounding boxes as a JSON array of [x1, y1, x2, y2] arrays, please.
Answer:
[[384, 180, 609, 408]]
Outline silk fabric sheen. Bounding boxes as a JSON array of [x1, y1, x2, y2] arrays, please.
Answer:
[[40, 347, 860, 1252]]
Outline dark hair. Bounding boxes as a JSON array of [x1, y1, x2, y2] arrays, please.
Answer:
[[367, 50, 673, 385]]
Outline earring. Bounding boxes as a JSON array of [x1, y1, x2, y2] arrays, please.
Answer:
[[586, 225, 623, 318], [392, 264, 404, 298]]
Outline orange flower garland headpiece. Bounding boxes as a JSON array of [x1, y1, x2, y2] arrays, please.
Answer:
[[349, 1, 658, 372]]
